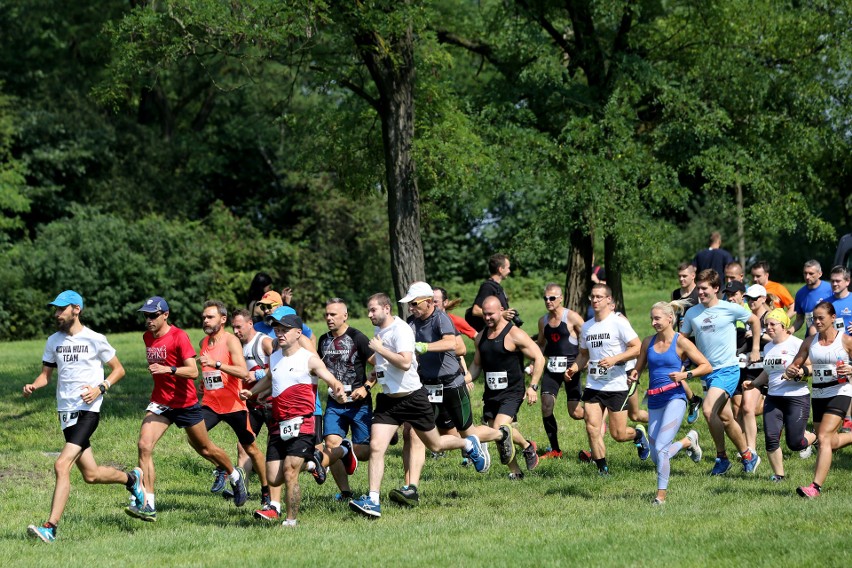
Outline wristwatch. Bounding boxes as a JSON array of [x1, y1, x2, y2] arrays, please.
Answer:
[[98, 383, 107, 394], [531, 384, 539, 392], [170, 366, 177, 375], [364, 383, 372, 392], [686, 371, 693, 380], [215, 361, 222, 370]]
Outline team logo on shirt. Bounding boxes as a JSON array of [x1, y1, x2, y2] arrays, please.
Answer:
[[147, 346, 167, 363], [550, 333, 561, 343], [585, 333, 610, 348]]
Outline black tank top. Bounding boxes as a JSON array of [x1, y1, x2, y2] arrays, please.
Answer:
[[542, 312, 579, 361], [479, 322, 524, 393]]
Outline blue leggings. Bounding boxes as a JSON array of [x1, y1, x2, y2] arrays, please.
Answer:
[[647, 398, 687, 491]]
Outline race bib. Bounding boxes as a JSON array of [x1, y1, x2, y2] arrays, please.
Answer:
[[763, 357, 787, 373], [806, 312, 814, 328], [485, 371, 508, 390], [588, 361, 610, 378], [146, 402, 171, 415], [279, 416, 303, 441], [812, 363, 836, 382], [746, 360, 764, 370], [203, 370, 224, 390], [547, 356, 568, 373], [329, 384, 353, 403], [426, 384, 444, 403], [58, 411, 79, 430]]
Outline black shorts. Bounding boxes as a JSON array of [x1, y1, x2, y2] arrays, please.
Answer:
[[247, 402, 273, 438], [432, 384, 474, 432], [266, 433, 316, 462], [373, 388, 436, 432], [812, 395, 852, 423], [61, 410, 99, 450], [313, 414, 324, 446], [735, 367, 763, 396], [482, 389, 524, 423], [202, 407, 256, 446], [541, 371, 583, 401], [582, 388, 629, 412], [151, 402, 204, 429]]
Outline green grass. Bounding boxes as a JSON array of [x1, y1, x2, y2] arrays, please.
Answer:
[[2, 283, 851, 566]]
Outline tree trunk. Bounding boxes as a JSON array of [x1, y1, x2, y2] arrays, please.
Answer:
[[564, 228, 594, 315], [604, 233, 625, 316], [735, 179, 746, 265], [353, 25, 425, 315]]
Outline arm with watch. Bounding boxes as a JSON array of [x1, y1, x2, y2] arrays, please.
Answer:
[[81, 355, 126, 405]]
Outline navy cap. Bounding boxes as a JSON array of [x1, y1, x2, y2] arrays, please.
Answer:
[[138, 296, 170, 313], [723, 281, 746, 295], [49, 290, 84, 309], [266, 306, 302, 329]]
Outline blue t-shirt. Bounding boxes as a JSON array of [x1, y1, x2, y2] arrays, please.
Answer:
[[831, 294, 852, 335], [794, 281, 833, 317], [681, 301, 751, 369]]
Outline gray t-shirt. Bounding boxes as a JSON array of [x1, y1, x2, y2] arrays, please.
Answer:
[[408, 311, 465, 387]]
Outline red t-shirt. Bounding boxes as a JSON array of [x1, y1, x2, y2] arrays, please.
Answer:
[[144, 326, 198, 409], [448, 312, 477, 339]]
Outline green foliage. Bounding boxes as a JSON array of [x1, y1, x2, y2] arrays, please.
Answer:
[[0, 87, 30, 243]]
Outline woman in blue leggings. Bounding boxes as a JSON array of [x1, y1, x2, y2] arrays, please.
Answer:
[[630, 301, 712, 504]]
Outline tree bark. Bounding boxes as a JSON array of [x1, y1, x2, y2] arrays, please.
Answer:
[[564, 228, 593, 315], [604, 233, 625, 316]]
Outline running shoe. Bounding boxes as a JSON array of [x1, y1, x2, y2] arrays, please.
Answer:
[[507, 472, 525, 480], [281, 518, 298, 527], [742, 452, 761, 474], [389, 485, 419, 507], [466, 435, 490, 473], [540, 450, 563, 460], [349, 495, 381, 518], [27, 523, 56, 543], [340, 439, 358, 475], [522, 440, 539, 471], [651, 498, 665, 506], [253, 504, 280, 521], [430, 451, 446, 459], [710, 457, 732, 476], [799, 439, 817, 459], [210, 467, 227, 493], [841, 417, 852, 434], [598, 466, 610, 477], [497, 424, 515, 465], [231, 467, 248, 507], [769, 474, 785, 482], [634, 425, 651, 461], [128, 467, 145, 508], [310, 450, 327, 485], [578, 449, 592, 463], [125, 502, 157, 522], [687, 396, 703, 425], [334, 491, 354, 502], [460, 457, 470, 467], [796, 484, 820, 499], [685, 430, 702, 463]]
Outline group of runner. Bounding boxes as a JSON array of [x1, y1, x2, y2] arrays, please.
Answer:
[[22, 253, 852, 541]]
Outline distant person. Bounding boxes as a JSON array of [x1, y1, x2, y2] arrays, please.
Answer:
[[724, 261, 745, 283], [827, 267, 852, 433], [591, 255, 607, 284], [24, 291, 141, 544], [750, 260, 795, 316], [433, 287, 476, 339], [672, 263, 698, 330], [793, 260, 833, 335], [465, 253, 519, 332], [247, 272, 274, 323], [692, 232, 734, 276]]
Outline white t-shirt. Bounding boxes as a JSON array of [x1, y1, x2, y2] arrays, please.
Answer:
[[762, 336, 807, 397], [580, 312, 639, 392], [42, 326, 116, 412], [374, 316, 421, 395]]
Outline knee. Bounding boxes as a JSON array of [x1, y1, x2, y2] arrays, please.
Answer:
[[53, 458, 73, 478], [786, 437, 806, 452], [702, 407, 715, 422], [81, 470, 99, 484], [611, 429, 631, 443], [585, 422, 600, 436], [138, 438, 155, 457]]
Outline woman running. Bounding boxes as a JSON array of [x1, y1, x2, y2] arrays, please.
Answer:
[[629, 301, 712, 505], [742, 309, 815, 481], [785, 301, 852, 498]]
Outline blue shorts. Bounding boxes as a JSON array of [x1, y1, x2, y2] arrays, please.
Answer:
[[703, 366, 740, 397], [323, 399, 372, 445]]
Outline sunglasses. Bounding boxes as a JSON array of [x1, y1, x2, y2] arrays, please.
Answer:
[[144, 312, 162, 320], [543, 295, 560, 302], [408, 298, 430, 307]]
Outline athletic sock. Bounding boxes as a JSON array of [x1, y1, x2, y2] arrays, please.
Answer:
[[229, 470, 241, 484], [270, 500, 281, 512], [594, 457, 608, 472], [261, 485, 270, 497], [45, 521, 57, 530], [740, 449, 753, 461], [125, 472, 134, 490], [633, 429, 644, 443], [716, 452, 728, 460], [464, 438, 474, 453], [145, 493, 155, 508], [543, 415, 560, 451], [691, 395, 701, 404], [368, 491, 380, 505], [306, 461, 316, 472], [813, 482, 821, 492]]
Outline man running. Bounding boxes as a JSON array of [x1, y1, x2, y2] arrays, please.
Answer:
[[199, 301, 269, 506], [25, 291, 143, 543], [466, 253, 520, 332], [793, 260, 833, 335], [565, 284, 649, 475], [724, 261, 745, 283], [468, 296, 545, 479], [828, 267, 852, 432], [680, 271, 762, 475], [128, 296, 247, 522], [535, 283, 585, 459], [349, 293, 487, 518]]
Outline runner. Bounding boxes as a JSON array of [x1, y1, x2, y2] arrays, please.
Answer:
[[241, 309, 353, 525], [198, 301, 269, 506], [349, 293, 487, 518], [434, 286, 477, 340], [741, 308, 815, 481], [724, 261, 745, 283], [793, 260, 833, 335], [128, 296, 247, 522], [24, 291, 142, 543], [732, 284, 771, 455], [535, 283, 585, 459], [784, 301, 852, 498], [671, 262, 704, 423], [564, 283, 649, 475], [629, 301, 712, 504], [750, 260, 795, 317], [466, 253, 520, 332], [680, 270, 762, 475], [828, 266, 852, 433]]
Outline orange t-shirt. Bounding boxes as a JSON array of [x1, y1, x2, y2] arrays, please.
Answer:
[[766, 280, 794, 309], [199, 335, 246, 414]]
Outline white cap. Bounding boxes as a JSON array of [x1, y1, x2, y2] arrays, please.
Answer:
[[399, 281, 434, 304], [744, 284, 767, 299]]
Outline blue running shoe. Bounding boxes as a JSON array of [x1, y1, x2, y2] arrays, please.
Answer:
[[742, 452, 761, 474], [128, 467, 145, 508], [210, 467, 227, 493], [125, 502, 157, 522], [231, 467, 248, 507], [349, 495, 381, 518], [27, 523, 56, 543], [710, 457, 732, 476], [687, 396, 703, 425], [634, 425, 650, 461], [466, 435, 490, 473]]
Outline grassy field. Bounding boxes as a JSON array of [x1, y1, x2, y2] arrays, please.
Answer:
[[3, 281, 851, 566]]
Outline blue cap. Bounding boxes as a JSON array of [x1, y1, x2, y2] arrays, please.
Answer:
[[49, 290, 84, 309], [266, 306, 302, 329], [138, 296, 170, 313]]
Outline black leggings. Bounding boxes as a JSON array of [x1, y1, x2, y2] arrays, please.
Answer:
[[763, 394, 810, 452]]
